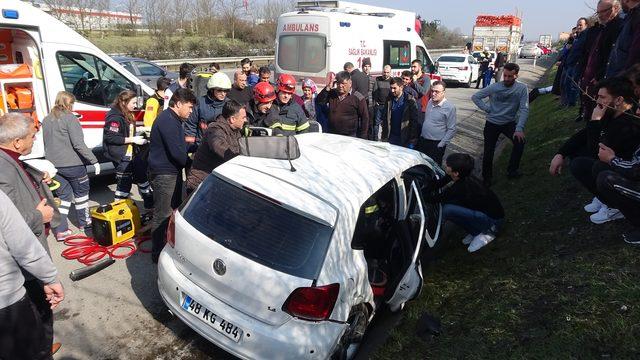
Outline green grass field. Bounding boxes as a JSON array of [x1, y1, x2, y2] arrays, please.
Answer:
[[374, 67, 640, 359]]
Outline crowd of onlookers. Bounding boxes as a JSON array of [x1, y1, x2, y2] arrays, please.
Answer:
[[546, 0, 640, 244]]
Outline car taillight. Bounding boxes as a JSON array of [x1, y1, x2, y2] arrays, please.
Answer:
[[282, 283, 339, 321], [457, 66, 469, 71], [166, 210, 176, 248]]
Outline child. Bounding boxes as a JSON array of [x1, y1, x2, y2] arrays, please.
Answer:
[[301, 78, 317, 121], [482, 66, 494, 88], [426, 153, 505, 252], [247, 65, 259, 87]]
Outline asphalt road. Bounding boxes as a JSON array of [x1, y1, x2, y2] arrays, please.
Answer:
[[49, 57, 552, 360]]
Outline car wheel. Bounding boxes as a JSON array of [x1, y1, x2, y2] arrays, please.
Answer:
[[331, 304, 369, 360]]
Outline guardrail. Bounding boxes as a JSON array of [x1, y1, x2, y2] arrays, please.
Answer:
[[149, 48, 461, 68]]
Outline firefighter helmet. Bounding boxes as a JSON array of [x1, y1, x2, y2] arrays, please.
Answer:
[[277, 74, 296, 94], [253, 82, 276, 103], [207, 72, 232, 90]]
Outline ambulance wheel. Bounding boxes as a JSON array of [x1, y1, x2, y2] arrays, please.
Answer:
[[331, 304, 369, 360]]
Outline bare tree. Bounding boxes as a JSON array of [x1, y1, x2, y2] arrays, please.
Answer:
[[43, 0, 99, 33], [173, 0, 191, 32], [124, 0, 142, 27], [220, 0, 246, 39], [193, 0, 217, 35], [143, 0, 169, 34], [257, 0, 294, 25]]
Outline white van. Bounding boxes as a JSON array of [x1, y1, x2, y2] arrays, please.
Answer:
[[275, 1, 438, 84], [0, 1, 153, 170]]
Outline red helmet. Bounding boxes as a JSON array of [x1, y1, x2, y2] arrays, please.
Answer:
[[253, 82, 276, 103], [277, 74, 296, 94]]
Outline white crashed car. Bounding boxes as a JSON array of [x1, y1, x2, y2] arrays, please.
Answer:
[[157, 133, 443, 359]]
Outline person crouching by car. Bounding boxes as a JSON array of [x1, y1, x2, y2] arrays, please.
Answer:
[[186, 100, 247, 195], [102, 90, 154, 211], [425, 153, 505, 252]]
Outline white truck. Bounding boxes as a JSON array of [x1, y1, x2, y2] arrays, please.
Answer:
[[275, 1, 439, 84], [472, 15, 522, 62], [0, 1, 154, 172]]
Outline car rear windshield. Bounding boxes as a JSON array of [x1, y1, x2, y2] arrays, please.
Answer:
[[278, 35, 326, 73], [438, 56, 465, 63], [181, 176, 334, 280]]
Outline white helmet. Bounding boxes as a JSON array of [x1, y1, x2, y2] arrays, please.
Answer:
[[207, 72, 232, 90]]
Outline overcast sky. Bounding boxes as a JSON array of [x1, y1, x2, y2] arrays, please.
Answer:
[[360, 0, 597, 41]]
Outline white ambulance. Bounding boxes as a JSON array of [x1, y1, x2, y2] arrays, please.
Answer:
[[0, 1, 153, 171], [275, 1, 438, 85]]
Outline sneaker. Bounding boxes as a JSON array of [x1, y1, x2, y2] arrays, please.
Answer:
[[462, 234, 474, 245], [584, 197, 603, 213], [622, 229, 640, 245], [468, 233, 496, 252], [590, 206, 625, 224], [55, 229, 74, 242]]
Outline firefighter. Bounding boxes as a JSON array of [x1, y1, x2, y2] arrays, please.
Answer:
[[246, 81, 277, 127], [143, 77, 172, 128], [263, 74, 309, 136], [184, 72, 231, 147], [102, 90, 154, 210]]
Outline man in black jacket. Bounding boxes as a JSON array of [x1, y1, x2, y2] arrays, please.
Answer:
[[381, 77, 420, 148], [425, 153, 504, 253], [148, 88, 196, 263], [316, 71, 369, 139], [550, 77, 640, 224], [344, 62, 369, 99], [372, 65, 392, 140]]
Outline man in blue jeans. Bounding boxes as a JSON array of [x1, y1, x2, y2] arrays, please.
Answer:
[[425, 153, 505, 252]]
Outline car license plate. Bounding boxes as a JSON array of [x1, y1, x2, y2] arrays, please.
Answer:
[[181, 293, 243, 342]]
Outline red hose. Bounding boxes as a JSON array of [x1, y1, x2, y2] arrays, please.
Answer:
[[60, 234, 148, 266]]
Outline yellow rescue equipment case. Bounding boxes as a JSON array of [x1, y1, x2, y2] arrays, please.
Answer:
[[91, 199, 141, 246]]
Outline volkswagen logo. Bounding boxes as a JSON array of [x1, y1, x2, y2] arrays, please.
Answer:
[[213, 259, 226, 276]]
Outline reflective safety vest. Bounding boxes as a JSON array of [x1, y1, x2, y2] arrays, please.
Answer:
[[264, 100, 310, 136], [143, 97, 160, 128]]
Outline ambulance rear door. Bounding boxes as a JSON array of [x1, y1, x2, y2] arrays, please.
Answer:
[[275, 15, 329, 85]]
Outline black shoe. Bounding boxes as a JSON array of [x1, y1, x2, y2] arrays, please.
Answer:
[[623, 229, 640, 245], [507, 171, 523, 179]]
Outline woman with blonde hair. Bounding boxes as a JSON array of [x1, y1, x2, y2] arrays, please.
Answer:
[[102, 90, 153, 211], [42, 91, 99, 240]]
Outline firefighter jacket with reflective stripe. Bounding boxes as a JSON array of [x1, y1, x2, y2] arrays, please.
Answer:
[[263, 99, 310, 136]]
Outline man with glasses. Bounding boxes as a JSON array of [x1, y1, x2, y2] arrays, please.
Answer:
[[184, 72, 232, 147], [317, 71, 370, 139], [418, 81, 457, 165]]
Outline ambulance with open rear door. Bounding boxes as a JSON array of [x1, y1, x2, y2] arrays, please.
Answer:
[[0, 1, 153, 172]]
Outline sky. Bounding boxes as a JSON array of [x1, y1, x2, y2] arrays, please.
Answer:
[[360, 0, 597, 41]]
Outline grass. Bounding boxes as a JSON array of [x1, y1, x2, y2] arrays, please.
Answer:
[[373, 67, 640, 359]]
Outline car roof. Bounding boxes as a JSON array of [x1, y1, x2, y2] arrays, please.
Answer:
[[439, 53, 470, 58], [213, 133, 431, 226], [112, 56, 146, 62]]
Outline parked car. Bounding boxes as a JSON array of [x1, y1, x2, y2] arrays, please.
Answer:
[[519, 44, 543, 58], [435, 53, 480, 87], [537, 45, 552, 55], [157, 133, 444, 360], [112, 56, 177, 86]]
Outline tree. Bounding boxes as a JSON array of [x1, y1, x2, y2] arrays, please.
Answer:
[[256, 0, 294, 37], [124, 0, 141, 27], [220, 0, 246, 40]]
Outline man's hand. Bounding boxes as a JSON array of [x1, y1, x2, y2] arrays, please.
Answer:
[[549, 154, 565, 176], [325, 72, 335, 89], [44, 282, 65, 309], [591, 103, 606, 121], [513, 131, 526, 143], [42, 171, 52, 185], [36, 199, 54, 223], [598, 143, 616, 163]]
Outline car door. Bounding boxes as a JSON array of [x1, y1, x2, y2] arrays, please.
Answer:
[[468, 56, 479, 81], [133, 60, 165, 86], [386, 180, 425, 311]]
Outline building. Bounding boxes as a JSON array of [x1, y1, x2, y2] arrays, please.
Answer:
[[27, 2, 142, 31]]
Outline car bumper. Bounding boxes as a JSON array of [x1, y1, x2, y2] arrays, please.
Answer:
[[157, 248, 346, 360], [440, 73, 470, 83]]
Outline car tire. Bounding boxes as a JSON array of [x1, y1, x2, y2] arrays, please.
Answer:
[[331, 304, 369, 360], [463, 74, 472, 88]]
